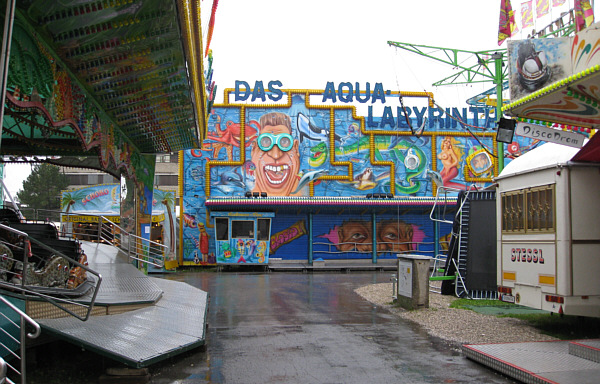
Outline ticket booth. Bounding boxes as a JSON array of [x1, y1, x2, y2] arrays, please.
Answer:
[[210, 212, 274, 265]]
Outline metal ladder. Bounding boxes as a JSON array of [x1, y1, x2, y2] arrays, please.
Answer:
[[454, 196, 470, 298], [428, 183, 476, 296], [457, 191, 498, 300]]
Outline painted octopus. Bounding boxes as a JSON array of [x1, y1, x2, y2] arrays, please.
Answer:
[[207, 114, 260, 161]]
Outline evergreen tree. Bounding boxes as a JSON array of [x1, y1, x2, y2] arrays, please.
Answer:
[[16, 164, 69, 210]]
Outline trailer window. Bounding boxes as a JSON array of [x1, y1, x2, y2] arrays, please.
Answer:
[[501, 184, 554, 233], [526, 186, 554, 232], [502, 192, 524, 232], [257, 218, 271, 241]]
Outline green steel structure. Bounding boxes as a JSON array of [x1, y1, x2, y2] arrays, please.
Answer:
[[387, 41, 508, 170], [387, 13, 577, 171]]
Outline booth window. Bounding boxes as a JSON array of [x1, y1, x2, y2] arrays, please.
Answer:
[[232, 220, 254, 238], [215, 218, 229, 240], [257, 218, 270, 241]]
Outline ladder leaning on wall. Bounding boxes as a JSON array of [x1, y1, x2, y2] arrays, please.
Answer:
[[427, 173, 475, 297]]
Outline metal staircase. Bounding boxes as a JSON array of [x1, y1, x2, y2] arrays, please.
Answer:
[[428, 184, 468, 296]]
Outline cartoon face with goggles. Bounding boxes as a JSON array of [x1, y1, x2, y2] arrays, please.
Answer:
[[251, 112, 301, 196]]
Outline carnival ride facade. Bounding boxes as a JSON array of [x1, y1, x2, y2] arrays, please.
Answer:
[[179, 86, 542, 270]]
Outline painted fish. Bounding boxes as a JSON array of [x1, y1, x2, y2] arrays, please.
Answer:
[[183, 213, 197, 228]]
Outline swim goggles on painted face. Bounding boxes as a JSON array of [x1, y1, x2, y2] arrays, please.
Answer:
[[257, 132, 294, 152]]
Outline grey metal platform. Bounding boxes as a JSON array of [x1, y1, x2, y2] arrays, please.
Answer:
[[35, 242, 209, 367], [463, 339, 600, 384]]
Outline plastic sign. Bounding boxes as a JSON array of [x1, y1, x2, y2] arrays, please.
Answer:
[[515, 121, 586, 148], [232, 81, 497, 130]]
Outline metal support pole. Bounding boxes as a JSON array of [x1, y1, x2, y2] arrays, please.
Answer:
[[128, 236, 132, 264], [0, 0, 16, 149], [493, 52, 505, 172], [433, 210, 440, 260], [97, 218, 102, 241], [371, 212, 377, 264], [20, 315, 26, 383], [308, 211, 313, 265]]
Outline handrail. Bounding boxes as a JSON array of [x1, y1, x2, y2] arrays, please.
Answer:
[[0, 223, 102, 322], [97, 216, 166, 268], [429, 184, 478, 224], [0, 296, 40, 339], [0, 294, 41, 384], [29, 209, 166, 269]]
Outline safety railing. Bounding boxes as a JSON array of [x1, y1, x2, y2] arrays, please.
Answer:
[[30, 209, 167, 269], [427, 176, 479, 295], [0, 294, 41, 384], [428, 185, 474, 225], [15, 208, 167, 271], [97, 216, 166, 269], [0, 223, 102, 322]]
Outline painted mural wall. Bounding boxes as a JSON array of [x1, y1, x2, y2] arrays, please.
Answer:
[[505, 25, 600, 132], [180, 86, 539, 265]]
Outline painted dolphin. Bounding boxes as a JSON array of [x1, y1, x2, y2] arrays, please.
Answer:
[[213, 168, 245, 194], [297, 113, 341, 143], [292, 169, 328, 194], [214, 169, 245, 188]]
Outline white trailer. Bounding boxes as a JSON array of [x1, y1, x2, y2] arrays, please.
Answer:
[[496, 142, 600, 317]]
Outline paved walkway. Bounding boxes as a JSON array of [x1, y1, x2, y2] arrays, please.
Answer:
[[150, 271, 516, 383]]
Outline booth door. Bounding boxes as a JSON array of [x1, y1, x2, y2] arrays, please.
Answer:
[[215, 217, 235, 263], [230, 219, 255, 264], [256, 218, 271, 263]]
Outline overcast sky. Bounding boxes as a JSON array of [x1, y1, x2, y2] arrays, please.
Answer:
[[3, 0, 597, 198], [201, 0, 589, 107]]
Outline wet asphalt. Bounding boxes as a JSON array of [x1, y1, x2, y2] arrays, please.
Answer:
[[150, 271, 515, 384]]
